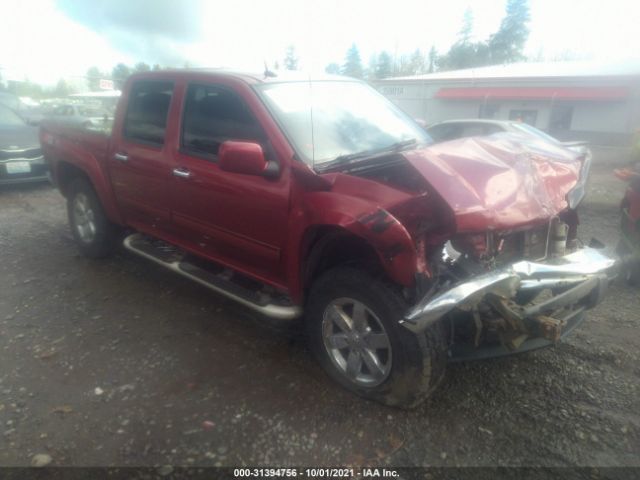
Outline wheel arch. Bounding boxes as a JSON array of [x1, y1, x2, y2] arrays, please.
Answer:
[[302, 226, 383, 296], [297, 218, 417, 304], [55, 159, 124, 225]]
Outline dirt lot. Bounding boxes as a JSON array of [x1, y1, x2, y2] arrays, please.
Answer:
[[0, 150, 638, 468]]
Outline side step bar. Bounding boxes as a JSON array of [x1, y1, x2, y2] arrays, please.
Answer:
[[123, 233, 302, 320]]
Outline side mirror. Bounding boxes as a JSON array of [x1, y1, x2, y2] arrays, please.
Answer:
[[219, 140, 271, 177]]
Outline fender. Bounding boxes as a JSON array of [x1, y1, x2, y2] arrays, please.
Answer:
[[285, 191, 418, 303], [43, 127, 124, 225]]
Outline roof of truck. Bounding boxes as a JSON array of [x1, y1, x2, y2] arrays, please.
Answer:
[[128, 68, 356, 85]]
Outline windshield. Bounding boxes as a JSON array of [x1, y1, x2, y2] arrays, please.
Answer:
[[511, 122, 560, 144], [257, 80, 431, 166], [0, 105, 25, 127]]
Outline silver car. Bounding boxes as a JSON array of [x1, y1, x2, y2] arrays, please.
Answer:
[[426, 119, 590, 155], [46, 104, 112, 130]]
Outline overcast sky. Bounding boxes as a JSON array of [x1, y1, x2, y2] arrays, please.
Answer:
[[1, 0, 640, 86]]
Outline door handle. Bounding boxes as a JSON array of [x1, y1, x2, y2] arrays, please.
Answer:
[[172, 167, 191, 179], [114, 152, 128, 162]]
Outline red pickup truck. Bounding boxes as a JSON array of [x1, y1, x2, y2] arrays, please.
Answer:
[[41, 70, 615, 407]]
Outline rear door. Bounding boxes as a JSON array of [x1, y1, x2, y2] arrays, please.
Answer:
[[109, 80, 176, 234], [169, 82, 290, 285]]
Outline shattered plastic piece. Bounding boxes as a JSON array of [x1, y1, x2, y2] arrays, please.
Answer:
[[31, 454, 52, 467], [202, 420, 215, 430], [51, 405, 73, 414]]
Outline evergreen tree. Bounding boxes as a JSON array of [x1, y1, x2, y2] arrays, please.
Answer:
[[438, 6, 495, 71], [7, 79, 43, 98], [409, 49, 425, 75], [284, 45, 299, 71], [395, 54, 412, 76], [134, 62, 151, 73], [427, 46, 438, 73], [439, 8, 477, 70], [489, 0, 530, 63], [375, 51, 393, 79], [459, 7, 474, 44], [341, 44, 363, 79], [86, 66, 102, 91], [111, 63, 132, 90], [325, 63, 341, 75], [54, 79, 71, 97]]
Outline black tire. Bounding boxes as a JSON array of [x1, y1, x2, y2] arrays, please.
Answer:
[[67, 177, 117, 258], [306, 267, 447, 408]]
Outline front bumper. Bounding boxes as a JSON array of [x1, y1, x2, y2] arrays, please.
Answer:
[[402, 248, 616, 350], [0, 157, 49, 185]]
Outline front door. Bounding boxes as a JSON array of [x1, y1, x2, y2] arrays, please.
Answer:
[[170, 83, 290, 286], [109, 80, 175, 234]]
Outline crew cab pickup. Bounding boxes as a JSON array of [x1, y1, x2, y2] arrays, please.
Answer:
[[41, 70, 615, 407]]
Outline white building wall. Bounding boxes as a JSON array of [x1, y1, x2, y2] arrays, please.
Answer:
[[570, 102, 630, 133], [376, 75, 639, 141]]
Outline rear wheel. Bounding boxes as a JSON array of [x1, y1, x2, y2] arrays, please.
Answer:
[[67, 177, 117, 258], [306, 267, 447, 408]]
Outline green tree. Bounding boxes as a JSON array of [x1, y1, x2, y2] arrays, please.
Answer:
[[459, 7, 474, 44], [134, 62, 151, 73], [367, 54, 378, 80], [54, 79, 71, 97], [489, 0, 530, 63], [374, 51, 393, 79], [152, 64, 162, 71], [111, 63, 132, 90], [440, 43, 475, 70], [409, 49, 425, 75], [8, 79, 43, 98], [438, 7, 496, 71], [394, 54, 412, 76], [439, 8, 478, 70], [427, 46, 438, 73], [325, 63, 340, 75], [86, 66, 102, 91], [342, 44, 363, 79], [284, 45, 299, 70]]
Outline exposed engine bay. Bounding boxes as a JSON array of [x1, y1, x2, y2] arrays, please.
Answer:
[[406, 228, 614, 360]]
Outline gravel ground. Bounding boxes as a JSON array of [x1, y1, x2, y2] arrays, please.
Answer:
[[0, 154, 638, 468]]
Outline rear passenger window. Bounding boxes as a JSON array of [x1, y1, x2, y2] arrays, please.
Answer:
[[123, 81, 174, 146], [181, 84, 266, 157]]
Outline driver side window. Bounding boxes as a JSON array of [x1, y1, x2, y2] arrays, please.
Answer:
[[181, 84, 266, 159]]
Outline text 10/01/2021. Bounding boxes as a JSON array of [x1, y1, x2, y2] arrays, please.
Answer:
[[233, 468, 399, 478]]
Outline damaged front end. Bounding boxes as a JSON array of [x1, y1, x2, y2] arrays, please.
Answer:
[[402, 246, 616, 360]]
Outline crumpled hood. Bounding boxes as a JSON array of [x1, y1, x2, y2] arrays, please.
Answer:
[[403, 133, 583, 232]]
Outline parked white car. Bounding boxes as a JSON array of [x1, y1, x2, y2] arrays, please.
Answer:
[[426, 119, 590, 155], [45, 104, 112, 130]]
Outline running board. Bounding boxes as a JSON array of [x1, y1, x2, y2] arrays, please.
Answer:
[[123, 233, 301, 320]]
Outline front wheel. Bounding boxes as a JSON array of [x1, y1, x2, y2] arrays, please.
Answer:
[[67, 177, 117, 258], [306, 267, 447, 408]]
